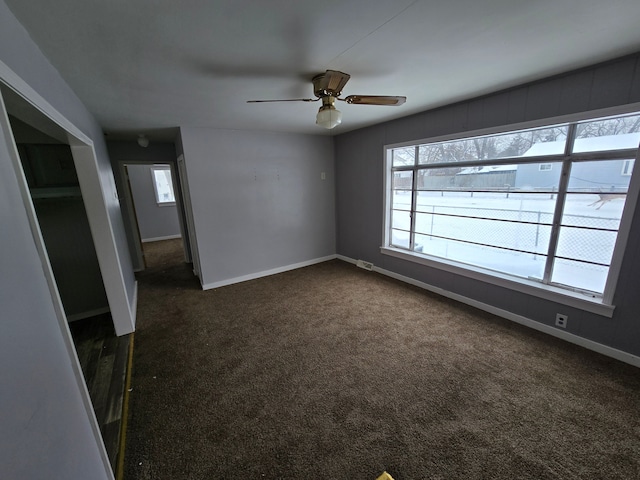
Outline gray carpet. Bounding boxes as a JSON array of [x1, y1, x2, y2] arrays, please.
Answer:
[[125, 240, 640, 479]]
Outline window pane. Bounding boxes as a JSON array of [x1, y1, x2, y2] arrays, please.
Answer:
[[392, 147, 415, 166], [391, 229, 410, 249], [391, 209, 411, 230], [414, 233, 547, 279], [551, 258, 608, 294], [414, 208, 551, 256], [392, 190, 412, 212], [152, 167, 175, 203], [416, 162, 561, 192], [418, 125, 568, 165], [555, 226, 618, 266], [393, 171, 413, 190], [567, 159, 632, 194], [550, 159, 630, 294], [574, 114, 640, 153], [413, 191, 556, 277]]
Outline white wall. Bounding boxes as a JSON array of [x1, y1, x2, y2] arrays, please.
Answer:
[[180, 128, 335, 288], [0, 110, 111, 479], [0, 0, 134, 477]]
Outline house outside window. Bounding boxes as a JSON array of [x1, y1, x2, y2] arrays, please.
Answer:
[[621, 159, 635, 176], [384, 112, 640, 309]]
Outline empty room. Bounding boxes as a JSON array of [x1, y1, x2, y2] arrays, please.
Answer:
[[1, 1, 640, 479]]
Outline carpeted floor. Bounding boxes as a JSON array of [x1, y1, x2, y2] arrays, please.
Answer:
[[125, 240, 640, 479]]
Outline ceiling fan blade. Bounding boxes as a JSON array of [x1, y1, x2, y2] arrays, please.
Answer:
[[247, 98, 318, 103], [342, 95, 406, 106], [313, 70, 351, 97]]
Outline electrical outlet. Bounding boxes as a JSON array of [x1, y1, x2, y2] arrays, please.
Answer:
[[555, 313, 568, 328]]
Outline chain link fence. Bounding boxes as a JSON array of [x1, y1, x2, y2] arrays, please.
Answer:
[[413, 202, 621, 265]]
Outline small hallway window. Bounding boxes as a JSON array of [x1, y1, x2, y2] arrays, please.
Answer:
[[151, 165, 176, 205]]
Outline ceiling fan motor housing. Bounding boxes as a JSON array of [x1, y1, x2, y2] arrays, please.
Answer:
[[312, 70, 351, 98]]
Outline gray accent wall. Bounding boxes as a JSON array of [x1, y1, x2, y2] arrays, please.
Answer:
[[335, 53, 640, 358], [0, 0, 133, 478], [179, 128, 335, 287], [127, 163, 181, 241]]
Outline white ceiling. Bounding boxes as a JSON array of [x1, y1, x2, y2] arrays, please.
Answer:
[[6, 0, 640, 139]]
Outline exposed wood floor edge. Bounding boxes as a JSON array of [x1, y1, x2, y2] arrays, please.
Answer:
[[116, 333, 135, 480]]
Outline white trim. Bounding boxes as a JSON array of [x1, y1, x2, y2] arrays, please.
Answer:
[[177, 153, 202, 278], [0, 59, 92, 145], [130, 280, 138, 324], [118, 162, 145, 270], [381, 246, 614, 317], [141, 234, 182, 243], [71, 145, 135, 336], [336, 254, 358, 265], [66, 307, 111, 323], [1, 57, 135, 336], [202, 255, 337, 290], [337, 255, 639, 368]]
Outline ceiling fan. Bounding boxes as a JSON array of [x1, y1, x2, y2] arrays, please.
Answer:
[[247, 70, 406, 129]]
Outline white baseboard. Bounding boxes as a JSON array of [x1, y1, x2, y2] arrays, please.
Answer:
[[66, 306, 110, 323], [202, 255, 338, 290], [142, 234, 182, 243], [336, 256, 640, 368]]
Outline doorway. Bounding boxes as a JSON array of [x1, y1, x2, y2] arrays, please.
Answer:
[[120, 161, 185, 270], [0, 76, 134, 478], [10, 117, 110, 321]]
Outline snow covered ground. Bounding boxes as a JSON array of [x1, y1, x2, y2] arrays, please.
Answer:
[[391, 191, 626, 294]]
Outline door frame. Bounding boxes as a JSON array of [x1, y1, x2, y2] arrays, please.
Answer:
[[118, 159, 190, 269], [177, 154, 202, 279], [0, 59, 132, 479]]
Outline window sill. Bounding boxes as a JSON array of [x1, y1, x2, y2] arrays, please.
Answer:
[[380, 246, 615, 318]]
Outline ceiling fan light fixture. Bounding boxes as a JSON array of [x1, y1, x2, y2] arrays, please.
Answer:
[[316, 104, 342, 129]]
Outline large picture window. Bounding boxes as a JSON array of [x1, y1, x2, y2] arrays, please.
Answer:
[[384, 112, 640, 305]]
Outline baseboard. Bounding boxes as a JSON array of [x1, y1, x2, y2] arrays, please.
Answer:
[[202, 255, 338, 290], [336, 256, 640, 368], [67, 306, 111, 323], [336, 254, 357, 265], [141, 234, 182, 243]]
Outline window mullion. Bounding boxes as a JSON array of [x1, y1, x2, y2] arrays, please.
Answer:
[[543, 124, 576, 283], [409, 146, 419, 250]]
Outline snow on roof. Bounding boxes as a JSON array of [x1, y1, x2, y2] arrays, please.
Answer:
[[523, 132, 640, 156], [457, 164, 517, 175]]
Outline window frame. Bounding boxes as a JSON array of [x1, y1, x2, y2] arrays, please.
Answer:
[[150, 164, 176, 206], [382, 105, 640, 317]]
